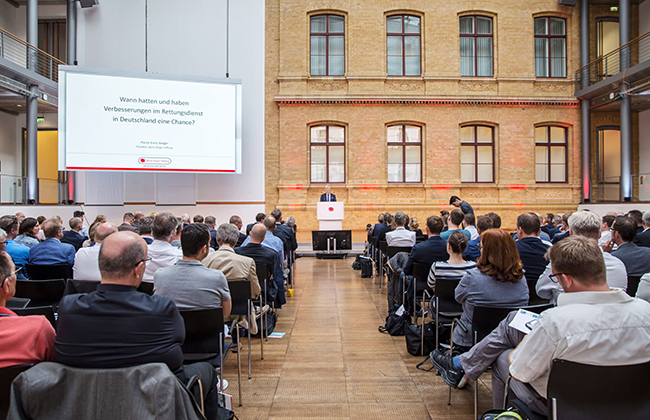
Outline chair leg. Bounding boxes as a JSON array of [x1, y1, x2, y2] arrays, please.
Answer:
[[474, 377, 479, 420], [420, 291, 426, 356], [260, 309, 265, 362], [219, 332, 224, 394], [236, 325, 242, 406], [247, 301, 252, 381]]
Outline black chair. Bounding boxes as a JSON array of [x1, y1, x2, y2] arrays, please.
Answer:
[[627, 275, 642, 297], [0, 363, 34, 419], [386, 246, 412, 258], [227, 280, 252, 406], [25, 263, 72, 281], [434, 277, 464, 352], [63, 279, 101, 296], [138, 281, 154, 295], [527, 278, 550, 305], [6, 297, 30, 310], [14, 279, 66, 309], [416, 235, 427, 243], [13, 306, 57, 330], [377, 241, 388, 290], [411, 262, 432, 322]]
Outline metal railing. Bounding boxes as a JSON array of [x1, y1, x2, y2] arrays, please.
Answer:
[[576, 30, 650, 92], [593, 173, 650, 203], [0, 174, 71, 205], [0, 174, 27, 205], [0, 27, 65, 83]]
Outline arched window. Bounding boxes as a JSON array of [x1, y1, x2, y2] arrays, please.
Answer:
[[534, 17, 567, 78], [535, 125, 567, 182], [310, 15, 345, 76], [387, 125, 421, 183], [310, 125, 345, 183], [460, 15, 493, 77], [387, 15, 421, 76], [460, 125, 494, 183]]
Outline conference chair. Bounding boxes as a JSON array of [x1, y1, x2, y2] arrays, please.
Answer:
[[527, 277, 550, 305], [25, 263, 72, 281], [137, 281, 154, 295], [14, 306, 57, 330], [433, 277, 464, 352], [227, 280, 253, 406], [627, 275, 642, 297], [5, 297, 30, 310], [63, 279, 101, 296], [0, 363, 34, 419], [255, 264, 272, 348], [14, 279, 66, 309], [386, 245, 412, 258], [411, 262, 432, 322], [377, 241, 388, 290]]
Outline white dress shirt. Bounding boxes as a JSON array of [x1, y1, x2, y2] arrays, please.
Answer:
[[385, 227, 416, 247], [144, 239, 183, 281], [465, 225, 479, 241], [73, 245, 102, 281]]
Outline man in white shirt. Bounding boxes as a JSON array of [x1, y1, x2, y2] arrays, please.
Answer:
[[144, 212, 182, 281], [385, 211, 416, 247], [72, 223, 118, 281], [536, 211, 627, 304], [431, 236, 650, 416]]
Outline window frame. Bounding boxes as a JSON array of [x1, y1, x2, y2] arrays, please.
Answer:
[[460, 125, 495, 183], [534, 17, 567, 78], [535, 125, 568, 183], [310, 14, 345, 76], [386, 14, 422, 77], [386, 124, 422, 183], [309, 124, 346, 184], [459, 15, 493, 77]]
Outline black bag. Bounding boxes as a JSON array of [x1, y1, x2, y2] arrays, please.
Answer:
[[405, 321, 436, 356], [378, 310, 410, 336], [352, 255, 362, 270], [253, 310, 277, 337], [216, 406, 238, 420], [360, 257, 373, 278]]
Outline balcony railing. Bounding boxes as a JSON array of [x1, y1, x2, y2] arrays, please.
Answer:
[[576, 30, 650, 92], [0, 27, 65, 84]]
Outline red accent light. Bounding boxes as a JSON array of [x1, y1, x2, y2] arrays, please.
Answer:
[[284, 184, 304, 190], [288, 204, 300, 210], [514, 203, 525, 210], [508, 184, 527, 190], [358, 184, 379, 190], [432, 184, 452, 190]]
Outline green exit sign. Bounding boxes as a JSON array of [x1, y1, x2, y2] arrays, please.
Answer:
[[37, 117, 45, 122], [610, 6, 619, 11]]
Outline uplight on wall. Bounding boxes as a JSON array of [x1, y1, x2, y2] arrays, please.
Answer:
[[610, 6, 619, 11]]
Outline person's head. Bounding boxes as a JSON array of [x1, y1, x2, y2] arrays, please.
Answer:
[[384, 212, 393, 224], [149, 212, 158, 218], [627, 210, 643, 227], [173, 219, 183, 240], [611, 216, 637, 244], [229, 215, 243, 229], [203, 215, 216, 228], [477, 229, 524, 283], [485, 212, 502, 229], [0, 215, 19, 239], [98, 232, 148, 287], [134, 211, 144, 221], [447, 230, 469, 256], [271, 209, 282, 224], [0, 252, 17, 305], [18, 217, 39, 238], [286, 216, 296, 229], [544, 213, 554, 224], [180, 214, 190, 224], [94, 222, 118, 244], [546, 235, 607, 292], [643, 211, 650, 228], [122, 212, 135, 225], [216, 223, 240, 248], [567, 211, 601, 240], [42, 218, 64, 240], [0, 229, 5, 253], [263, 216, 277, 232], [602, 214, 615, 231], [394, 211, 406, 227], [193, 214, 204, 224], [449, 196, 462, 207], [69, 217, 83, 232], [516, 212, 541, 238], [561, 212, 572, 230], [255, 212, 266, 223], [250, 223, 267, 243], [552, 215, 563, 227], [476, 215, 493, 234], [93, 215, 106, 224], [426, 215, 444, 236], [410, 218, 419, 231], [378, 213, 384, 223], [325, 185, 331, 193], [181, 223, 211, 260], [449, 209, 464, 228], [88, 222, 100, 243], [136, 217, 152, 237], [73, 210, 85, 219], [152, 212, 178, 242], [36, 215, 46, 225], [463, 213, 475, 228], [14, 212, 25, 224]]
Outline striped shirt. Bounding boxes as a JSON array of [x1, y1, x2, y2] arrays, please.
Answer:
[[427, 260, 477, 289]]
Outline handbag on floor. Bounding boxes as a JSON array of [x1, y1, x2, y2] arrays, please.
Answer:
[[378, 307, 410, 336], [405, 321, 436, 356]]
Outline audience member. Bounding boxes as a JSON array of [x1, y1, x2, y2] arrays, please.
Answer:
[[627, 209, 644, 234], [14, 212, 25, 224], [0, 215, 30, 277], [599, 214, 615, 247], [633, 211, 650, 247], [409, 217, 424, 238], [285, 216, 297, 234], [548, 214, 562, 238], [73, 210, 89, 239], [229, 215, 248, 248], [0, 229, 6, 253], [118, 212, 138, 233], [14, 217, 40, 248], [236, 223, 278, 303], [36, 216, 47, 241], [171, 219, 183, 248], [608, 215, 650, 276], [485, 212, 502, 229], [143, 212, 182, 281], [93, 215, 107, 224], [205, 216, 218, 249], [61, 217, 86, 251], [270, 210, 297, 251], [430, 236, 650, 417], [372, 213, 385, 237], [193, 214, 204, 224], [29, 218, 76, 267], [385, 211, 416, 247], [537, 211, 627, 304], [440, 210, 450, 232], [0, 251, 56, 368], [82, 222, 100, 248], [440, 209, 471, 241], [73, 222, 118, 281], [138, 216, 154, 245], [540, 213, 554, 236], [427, 231, 475, 290], [55, 231, 221, 419], [404, 216, 449, 276], [375, 213, 394, 242], [180, 213, 190, 225], [515, 212, 551, 284], [154, 224, 231, 315], [246, 212, 265, 236], [449, 195, 474, 215], [132, 211, 144, 232], [463, 215, 493, 262], [551, 212, 572, 244], [463, 213, 478, 241]]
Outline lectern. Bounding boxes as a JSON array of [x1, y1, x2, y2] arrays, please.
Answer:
[[317, 202, 344, 230]]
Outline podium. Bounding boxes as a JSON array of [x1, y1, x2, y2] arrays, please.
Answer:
[[317, 202, 344, 230]]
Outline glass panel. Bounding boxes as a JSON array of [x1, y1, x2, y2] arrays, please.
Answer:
[[387, 56, 403, 76], [460, 126, 474, 143], [405, 126, 420, 143], [476, 38, 493, 76], [460, 17, 474, 34], [536, 164, 548, 182], [460, 146, 475, 164], [388, 164, 403, 182], [550, 164, 565, 182], [329, 36, 344, 55], [461, 164, 475, 182], [329, 36, 345, 75], [535, 38, 549, 77], [535, 127, 547, 144], [387, 16, 403, 33], [406, 164, 421, 182], [601, 129, 621, 180], [550, 18, 565, 36], [405, 145, 420, 163], [460, 38, 475, 76], [388, 145, 403, 164], [311, 57, 326, 75], [311, 16, 327, 33], [387, 36, 403, 76], [534, 18, 547, 35], [387, 126, 403, 143], [311, 145, 326, 163], [550, 146, 565, 164], [311, 36, 326, 75], [329, 16, 344, 33], [405, 56, 421, 76], [329, 126, 345, 143], [477, 57, 492, 77], [329, 146, 345, 182], [550, 38, 566, 77], [404, 36, 420, 55], [329, 56, 344, 75], [404, 16, 420, 33], [311, 36, 326, 55], [405, 146, 421, 182], [477, 164, 492, 182], [387, 36, 403, 55], [476, 17, 492, 34], [535, 146, 548, 164], [550, 126, 565, 143], [329, 145, 344, 163], [311, 126, 327, 143], [477, 126, 492, 143], [477, 146, 492, 164], [311, 146, 327, 183]]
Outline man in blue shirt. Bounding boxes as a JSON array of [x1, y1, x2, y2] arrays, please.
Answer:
[[464, 215, 494, 262], [0, 215, 30, 278], [29, 218, 76, 267], [450, 195, 474, 216]]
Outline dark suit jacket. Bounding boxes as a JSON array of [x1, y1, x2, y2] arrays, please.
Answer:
[[235, 232, 247, 248], [404, 235, 450, 275], [143, 236, 154, 245], [274, 224, 297, 252], [375, 224, 392, 243], [55, 284, 185, 374], [61, 230, 86, 251], [551, 230, 570, 245], [548, 226, 561, 239], [208, 226, 217, 249], [611, 242, 650, 276], [118, 223, 138, 233], [320, 193, 336, 202], [246, 223, 255, 236], [516, 237, 551, 283], [235, 242, 276, 274], [372, 223, 387, 237], [634, 228, 650, 247]]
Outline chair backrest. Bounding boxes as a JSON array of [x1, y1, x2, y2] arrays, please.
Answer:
[[256, 264, 269, 282], [371, 237, 378, 247], [25, 263, 72, 281], [378, 240, 388, 254], [179, 308, 224, 355], [63, 279, 101, 296], [627, 275, 642, 297], [472, 306, 517, 343], [416, 236, 427, 243], [228, 280, 251, 316], [13, 306, 57, 330], [547, 358, 650, 420], [5, 298, 30, 310], [523, 303, 553, 314], [412, 262, 432, 294], [386, 246, 412, 258], [527, 278, 550, 305], [435, 277, 463, 314], [138, 282, 154, 296], [14, 279, 66, 308], [0, 363, 34, 419]]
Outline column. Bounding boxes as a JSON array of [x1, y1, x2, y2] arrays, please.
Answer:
[[580, 0, 591, 202], [26, 0, 38, 204], [66, 0, 77, 203], [619, 0, 632, 201]]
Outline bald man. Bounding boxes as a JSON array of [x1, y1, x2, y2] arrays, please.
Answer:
[[236, 224, 277, 280], [73, 222, 118, 281], [56, 231, 221, 418]]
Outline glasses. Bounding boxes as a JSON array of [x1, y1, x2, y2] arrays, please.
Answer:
[[0, 267, 22, 288], [134, 257, 152, 268], [549, 273, 565, 283], [0, 241, 6, 245]]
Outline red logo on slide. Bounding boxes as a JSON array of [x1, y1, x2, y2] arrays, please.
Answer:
[[140, 158, 145, 163], [328, 207, 334, 212]]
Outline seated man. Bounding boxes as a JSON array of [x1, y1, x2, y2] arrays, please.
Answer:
[[608, 215, 650, 276], [236, 223, 278, 303], [404, 215, 449, 276], [61, 217, 86, 251], [73, 222, 118, 281], [463, 215, 493, 262], [515, 212, 550, 284], [385, 211, 416, 247], [0, 215, 30, 277], [229, 215, 248, 248], [29, 218, 76, 267], [138, 216, 154, 245], [440, 209, 471, 241], [154, 223, 231, 316], [205, 215, 218, 249], [431, 236, 650, 416], [117, 212, 138, 233], [0, 251, 56, 367], [55, 231, 220, 419], [144, 212, 182, 281]]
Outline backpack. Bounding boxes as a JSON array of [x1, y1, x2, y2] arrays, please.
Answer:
[[359, 257, 373, 278]]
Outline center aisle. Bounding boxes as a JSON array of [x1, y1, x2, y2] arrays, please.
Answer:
[[227, 257, 491, 419]]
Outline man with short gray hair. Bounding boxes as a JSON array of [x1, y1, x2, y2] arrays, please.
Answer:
[[144, 212, 182, 281], [62, 217, 86, 251], [385, 211, 416, 246], [633, 211, 650, 247]]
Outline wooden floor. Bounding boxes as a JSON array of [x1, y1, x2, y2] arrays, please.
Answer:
[[224, 257, 493, 420]]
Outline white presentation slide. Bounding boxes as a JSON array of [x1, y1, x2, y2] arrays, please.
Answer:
[[58, 67, 242, 173]]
